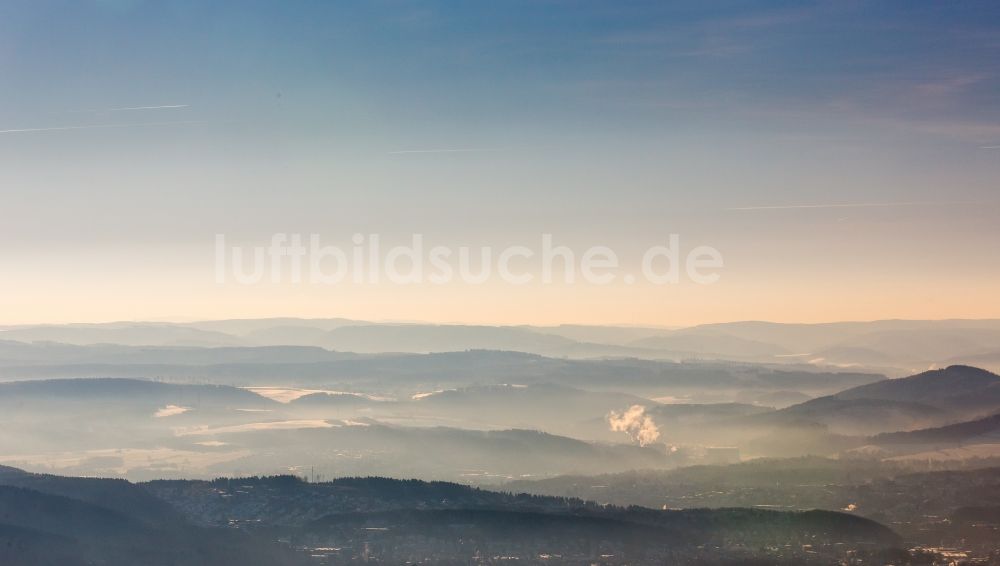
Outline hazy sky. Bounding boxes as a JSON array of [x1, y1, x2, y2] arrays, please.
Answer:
[[1, 0, 999, 326]]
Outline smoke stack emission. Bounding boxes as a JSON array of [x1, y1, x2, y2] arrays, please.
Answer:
[[608, 405, 661, 446]]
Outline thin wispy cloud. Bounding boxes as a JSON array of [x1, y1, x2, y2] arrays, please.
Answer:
[[105, 104, 189, 111], [387, 148, 500, 155], [0, 120, 203, 134], [727, 201, 976, 211], [61, 104, 190, 114]]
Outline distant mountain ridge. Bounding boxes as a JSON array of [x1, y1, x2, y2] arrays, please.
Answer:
[[871, 412, 1000, 446], [743, 366, 1000, 436], [835, 365, 1000, 410], [0, 378, 275, 407], [4, 317, 1000, 372], [0, 348, 884, 399]]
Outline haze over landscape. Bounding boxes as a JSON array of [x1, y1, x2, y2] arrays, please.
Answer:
[[3, 0, 1000, 564]]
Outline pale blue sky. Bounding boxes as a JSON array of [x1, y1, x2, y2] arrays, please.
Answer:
[[1, 1, 998, 324]]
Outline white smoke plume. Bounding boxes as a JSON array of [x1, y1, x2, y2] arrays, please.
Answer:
[[608, 405, 661, 447]]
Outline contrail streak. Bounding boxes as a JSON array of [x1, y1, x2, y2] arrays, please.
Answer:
[[0, 120, 203, 134], [727, 201, 972, 211]]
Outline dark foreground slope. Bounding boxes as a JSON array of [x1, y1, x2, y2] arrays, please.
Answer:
[[0, 467, 306, 566], [297, 507, 897, 565], [0, 465, 901, 565], [146, 474, 899, 564], [507, 457, 1000, 545], [142, 473, 893, 540]]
